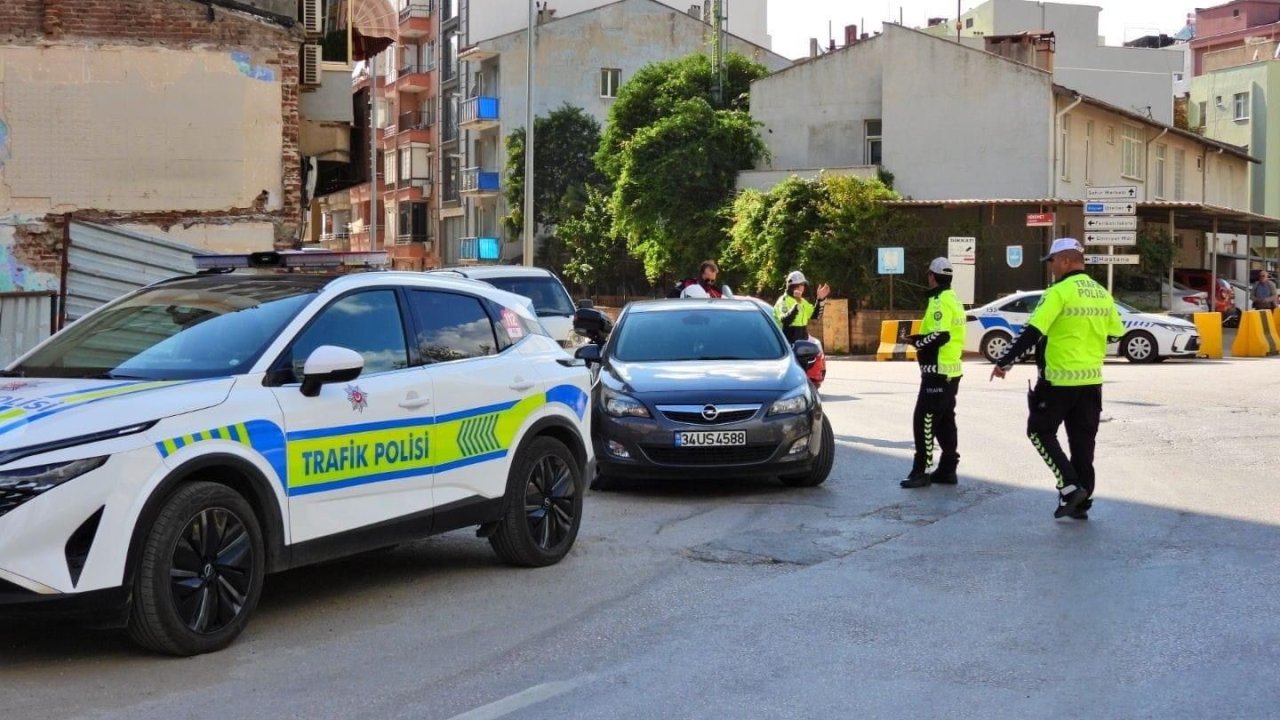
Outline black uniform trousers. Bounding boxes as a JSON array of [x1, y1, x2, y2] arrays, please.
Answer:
[[911, 374, 960, 475], [1026, 380, 1102, 499]]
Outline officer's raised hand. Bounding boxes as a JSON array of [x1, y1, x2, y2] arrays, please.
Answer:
[[816, 283, 831, 300]]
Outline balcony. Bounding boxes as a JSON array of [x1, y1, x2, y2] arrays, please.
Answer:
[[459, 43, 497, 63], [396, 233, 433, 246], [395, 63, 432, 92], [460, 96, 500, 131], [384, 109, 434, 145], [459, 237, 501, 263], [460, 167, 500, 197], [399, 0, 433, 38]]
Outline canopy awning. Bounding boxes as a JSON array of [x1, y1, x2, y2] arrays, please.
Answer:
[[335, 0, 397, 61]]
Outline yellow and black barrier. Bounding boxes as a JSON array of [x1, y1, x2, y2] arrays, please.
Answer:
[[1230, 310, 1280, 358], [1193, 312, 1223, 359], [876, 319, 922, 361]]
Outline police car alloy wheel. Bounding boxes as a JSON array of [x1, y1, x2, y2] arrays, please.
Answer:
[[1121, 331, 1157, 363], [980, 331, 1013, 365], [128, 482, 265, 656], [489, 436, 582, 567]]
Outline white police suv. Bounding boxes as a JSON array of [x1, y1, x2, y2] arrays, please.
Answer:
[[0, 251, 592, 655]]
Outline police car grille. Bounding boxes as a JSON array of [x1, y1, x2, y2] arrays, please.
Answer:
[[659, 408, 758, 425], [642, 445, 775, 465]]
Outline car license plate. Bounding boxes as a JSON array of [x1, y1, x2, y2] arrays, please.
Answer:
[[674, 431, 747, 447]]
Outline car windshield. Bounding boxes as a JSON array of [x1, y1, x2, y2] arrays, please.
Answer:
[[1115, 300, 1140, 314], [611, 307, 787, 362], [9, 278, 319, 380], [481, 276, 575, 318]]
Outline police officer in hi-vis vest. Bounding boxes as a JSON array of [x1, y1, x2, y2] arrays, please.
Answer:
[[901, 258, 967, 488], [991, 238, 1125, 520]]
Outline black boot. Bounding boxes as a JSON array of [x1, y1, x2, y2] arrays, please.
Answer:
[[900, 471, 931, 489], [929, 469, 958, 485], [1054, 489, 1090, 519]]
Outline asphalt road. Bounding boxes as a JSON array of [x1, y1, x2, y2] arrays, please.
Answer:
[[3, 357, 1279, 720]]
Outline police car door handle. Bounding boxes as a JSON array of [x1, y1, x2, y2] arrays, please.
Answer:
[[509, 379, 536, 392], [398, 396, 432, 410]]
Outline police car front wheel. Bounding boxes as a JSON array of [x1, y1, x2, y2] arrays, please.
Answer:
[[127, 482, 265, 656], [489, 437, 583, 567]]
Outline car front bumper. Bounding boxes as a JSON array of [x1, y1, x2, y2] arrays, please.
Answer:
[[594, 408, 821, 480]]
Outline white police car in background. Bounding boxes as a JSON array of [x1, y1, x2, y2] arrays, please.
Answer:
[[0, 251, 591, 655], [427, 266, 583, 348], [966, 289, 1201, 363]]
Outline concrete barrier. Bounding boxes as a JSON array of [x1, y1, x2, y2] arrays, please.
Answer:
[[1193, 312, 1223, 359], [1230, 310, 1280, 357], [876, 319, 922, 361]]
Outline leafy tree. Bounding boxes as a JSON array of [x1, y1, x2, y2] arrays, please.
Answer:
[[557, 187, 645, 294], [504, 104, 604, 238], [724, 174, 910, 305], [597, 53, 771, 282]]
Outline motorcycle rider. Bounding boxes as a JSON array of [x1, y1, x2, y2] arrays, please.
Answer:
[[670, 260, 723, 299], [773, 271, 831, 343]]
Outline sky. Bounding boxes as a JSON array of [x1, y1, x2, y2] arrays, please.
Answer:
[[768, 0, 1196, 59]]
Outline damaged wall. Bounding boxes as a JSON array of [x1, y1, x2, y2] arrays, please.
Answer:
[[0, 216, 61, 293], [0, 0, 303, 250]]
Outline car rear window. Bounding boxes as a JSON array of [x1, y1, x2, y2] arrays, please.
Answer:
[[480, 276, 575, 318]]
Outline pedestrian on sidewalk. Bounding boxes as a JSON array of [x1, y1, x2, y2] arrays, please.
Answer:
[[990, 238, 1124, 520], [1252, 271, 1277, 310], [901, 258, 966, 488]]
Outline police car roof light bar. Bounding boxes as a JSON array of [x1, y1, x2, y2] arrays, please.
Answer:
[[192, 251, 390, 273]]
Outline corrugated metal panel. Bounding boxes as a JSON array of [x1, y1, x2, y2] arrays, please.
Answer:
[[66, 222, 199, 321], [0, 293, 55, 365]]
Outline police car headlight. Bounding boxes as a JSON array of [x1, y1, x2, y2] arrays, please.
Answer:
[[768, 385, 811, 416], [603, 388, 650, 418], [0, 457, 108, 496]]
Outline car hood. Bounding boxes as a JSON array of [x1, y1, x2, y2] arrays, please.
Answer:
[[0, 378, 235, 450], [604, 357, 802, 395], [1126, 313, 1197, 329]]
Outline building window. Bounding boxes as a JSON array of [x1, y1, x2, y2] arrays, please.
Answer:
[[1121, 125, 1144, 180], [600, 68, 622, 98], [1198, 100, 1208, 128], [384, 151, 396, 185], [1084, 120, 1094, 183], [1106, 125, 1115, 145], [965, 18, 974, 28], [1154, 143, 1167, 199], [1234, 92, 1249, 121], [1173, 72, 1184, 83], [865, 119, 883, 165], [1174, 148, 1186, 201], [1059, 115, 1071, 181]]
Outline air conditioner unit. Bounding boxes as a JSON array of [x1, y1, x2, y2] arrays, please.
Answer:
[[302, 44, 323, 86], [302, 0, 324, 35]]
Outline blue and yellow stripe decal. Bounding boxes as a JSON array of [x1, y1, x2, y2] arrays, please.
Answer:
[[155, 384, 589, 497], [0, 381, 191, 436]]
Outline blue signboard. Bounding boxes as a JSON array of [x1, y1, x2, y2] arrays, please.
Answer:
[[878, 247, 905, 275], [1085, 202, 1105, 213], [1007, 245, 1023, 269]]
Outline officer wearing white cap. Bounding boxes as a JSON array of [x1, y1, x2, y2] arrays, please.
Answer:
[[990, 238, 1125, 520], [773, 270, 831, 343], [901, 257, 967, 488]]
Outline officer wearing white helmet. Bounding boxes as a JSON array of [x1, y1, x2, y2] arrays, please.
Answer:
[[773, 270, 831, 344]]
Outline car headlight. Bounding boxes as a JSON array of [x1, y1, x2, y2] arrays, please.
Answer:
[[0, 457, 109, 518], [768, 384, 811, 416], [603, 388, 650, 418]]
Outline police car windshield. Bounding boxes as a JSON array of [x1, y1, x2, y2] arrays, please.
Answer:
[[480, 276, 575, 317], [612, 308, 786, 362], [11, 278, 319, 380]]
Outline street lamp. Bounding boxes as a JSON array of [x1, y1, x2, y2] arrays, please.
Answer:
[[523, 0, 536, 266]]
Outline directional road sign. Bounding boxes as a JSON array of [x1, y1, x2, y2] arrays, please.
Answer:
[[1084, 231, 1138, 246], [1084, 201, 1136, 215], [1086, 185, 1139, 201], [1085, 254, 1140, 265], [1084, 216, 1138, 231]]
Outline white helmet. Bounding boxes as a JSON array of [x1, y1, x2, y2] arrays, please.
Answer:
[[785, 271, 808, 287], [679, 283, 710, 299]]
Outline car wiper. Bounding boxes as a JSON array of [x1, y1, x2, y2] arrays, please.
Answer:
[[87, 372, 153, 380]]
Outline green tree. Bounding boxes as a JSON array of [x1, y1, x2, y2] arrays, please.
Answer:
[[504, 104, 603, 238], [723, 177, 825, 295], [557, 187, 645, 293], [598, 53, 771, 282]]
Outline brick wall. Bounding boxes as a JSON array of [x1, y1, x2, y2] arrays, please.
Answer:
[[0, 0, 42, 39], [6, 0, 305, 249]]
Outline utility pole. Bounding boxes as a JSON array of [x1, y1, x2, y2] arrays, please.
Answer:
[[523, 0, 536, 266], [956, 0, 961, 42], [711, 0, 726, 106], [370, 50, 379, 251]]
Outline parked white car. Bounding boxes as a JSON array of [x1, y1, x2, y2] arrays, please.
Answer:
[[428, 266, 582, 348], [966, 290, 1201, 363]]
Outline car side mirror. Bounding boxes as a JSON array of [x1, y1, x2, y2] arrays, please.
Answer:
[[793, 339, 821, 369], [574, 344, 602, 365], [300, 345, 364, 398], [577, 298, 594, 309], [573, 307, 613, 345]]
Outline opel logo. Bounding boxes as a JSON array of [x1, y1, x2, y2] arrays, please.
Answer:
[[701, 404, 719, 420]]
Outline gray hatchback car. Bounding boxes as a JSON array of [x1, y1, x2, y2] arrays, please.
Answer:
[[573, 299, 833, 490]]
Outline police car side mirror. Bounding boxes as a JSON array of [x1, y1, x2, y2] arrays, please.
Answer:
[[793, 339, 821, 369], [300, 345, 364, 398]]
